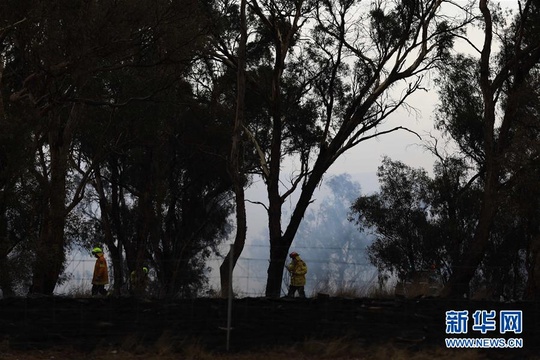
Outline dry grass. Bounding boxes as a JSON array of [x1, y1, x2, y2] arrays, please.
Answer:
[[61, 281, 93, 298], [0, 339, 510, 360], [311, 278, 393, 299]]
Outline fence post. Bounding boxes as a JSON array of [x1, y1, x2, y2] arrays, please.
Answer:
[[226, 243, 233, 351]]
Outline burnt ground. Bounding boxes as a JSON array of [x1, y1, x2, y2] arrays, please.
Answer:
[[0, 296, 539, 358]]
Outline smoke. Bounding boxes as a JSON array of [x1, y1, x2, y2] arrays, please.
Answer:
[[237, 173, 377, 297], [291, 174, 377, 296]]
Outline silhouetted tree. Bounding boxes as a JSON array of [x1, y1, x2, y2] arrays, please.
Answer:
[[350, 158, 452, 281], [436, 0, 540, 298]]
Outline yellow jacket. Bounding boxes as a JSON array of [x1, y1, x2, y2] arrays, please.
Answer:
[[92, 254, 109, 285], [287, 257, 307, 286]]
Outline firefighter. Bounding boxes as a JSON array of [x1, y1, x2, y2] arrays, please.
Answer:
[[91, 247, 109, 296], [130, 266, 149, 297], [286, 251, 308, 298]]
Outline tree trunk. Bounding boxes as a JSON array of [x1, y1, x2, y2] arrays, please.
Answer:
[[109, 160, 128, 294], [265, 240, 289, 298], [30, 104, 84, 295], [0, 199, 15, 297], [440, 0, 497, 298], [219, 188, 246, 297], [264, 117, 285, 298], [265, 159, 330, 298], [525, 235, 540, 300], [440, 181, 498, 298], [0, 90, 13, 293], [220, 0, 247, 297], [94, 168, 124, 296], [134, 182, 153, 287], [31, 120, 69, 294]]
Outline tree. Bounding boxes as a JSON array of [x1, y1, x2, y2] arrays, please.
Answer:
[[0, 17, 33, 296], [203, 0, 474, 298], [350, 149, 538, 299], [78, 75, 235, 298], [219, 0, 249, 297], [350, 158, 449, 281], [438, 0, 540, 297]]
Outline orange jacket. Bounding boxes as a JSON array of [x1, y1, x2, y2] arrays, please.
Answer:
[[92, 254, 109, 285]]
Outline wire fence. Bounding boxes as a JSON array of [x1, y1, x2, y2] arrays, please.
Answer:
[[49, 240, 531, 302], [55, 244, 380, 299]]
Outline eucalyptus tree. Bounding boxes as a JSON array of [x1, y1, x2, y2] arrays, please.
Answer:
[[218, 0, 249, 297], [63, 1, 233, 297], [350, 152, 536, 299], [203, 0, 474, 297], [435, 0, 540, 298], [0, 16, 34, 296], [349, 155, 494, 285], [350, 158, 447, 281], [433, 54, 540, 298], [0, 102, 36, 296], [82, 79, 235, 298]]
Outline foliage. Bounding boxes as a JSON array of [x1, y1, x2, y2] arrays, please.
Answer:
[[359, 3, 540, 296], [351, 157, 443, 281], [5, 0, 536, 301], [76, 58, 235, 298], [435, 56, 485, 165], [350, 151, 537, 299], [432, 0, 540, 298]]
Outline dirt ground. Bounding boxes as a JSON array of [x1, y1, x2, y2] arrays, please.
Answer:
[[0, 296, 538, 359]]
